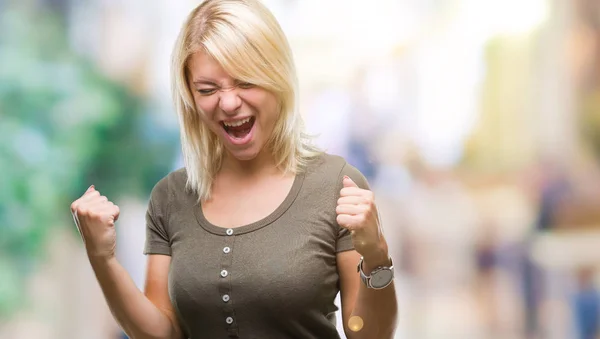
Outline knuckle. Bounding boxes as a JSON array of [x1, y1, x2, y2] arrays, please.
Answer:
[[76, 207, 89, 216], [70, 201, 78, 212], [367, 200, 375, 210], [88, 211, 102, 220], [78, 206, 101, 219]]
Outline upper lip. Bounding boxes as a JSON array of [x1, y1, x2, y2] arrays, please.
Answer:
[[221, 116, 253, 124]]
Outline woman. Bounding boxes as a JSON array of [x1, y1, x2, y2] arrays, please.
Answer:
[[70, 0, 397, 338]]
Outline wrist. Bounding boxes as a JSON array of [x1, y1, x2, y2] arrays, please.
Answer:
[[361, 248, 391, 275], [88, 253, 117, 268]]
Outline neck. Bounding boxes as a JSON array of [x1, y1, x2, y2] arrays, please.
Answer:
[[220, 149, 282, 179]]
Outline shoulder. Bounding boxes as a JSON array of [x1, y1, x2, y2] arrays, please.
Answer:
[[150, 167, 188, 202], [304, 153, 345, 176], [304, 153, 370, 191]]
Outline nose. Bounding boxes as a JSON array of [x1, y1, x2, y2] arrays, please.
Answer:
[[218, 88, 242, 115]]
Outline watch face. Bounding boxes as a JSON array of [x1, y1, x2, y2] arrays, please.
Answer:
[[371, 269, 394, 289]]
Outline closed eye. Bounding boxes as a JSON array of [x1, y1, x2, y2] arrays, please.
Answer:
[[237, 82, 255, 89], [197, 88, 217, 96]]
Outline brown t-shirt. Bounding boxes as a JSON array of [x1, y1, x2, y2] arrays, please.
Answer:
[[144, 153, 369, 339]]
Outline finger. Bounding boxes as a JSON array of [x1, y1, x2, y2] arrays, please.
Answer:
[[76, 200, 110, 220], [95, 202, 119, 222], [336, 214, 362, 230], [78, 193, 106, 208], [113, 204, 120, 222], [75, 203, 104, 218], [80, 185, 98, 200], [340, 187, 365, 197], [71, 199, 80, 213], [88, 195, 109, 206], [90, 204, 118, 224], [72, 186, 98, 212], [337, 196, 367, 206], [106, 212, 116, 226], [342, 176, 359, 188], [336, 204, 365, 216], [77, 190, 101, 206]]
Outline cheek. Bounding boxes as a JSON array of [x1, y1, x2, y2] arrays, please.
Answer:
[[193, 97, 217, 122], [194, 106, 220, 132], [250, 92, 280, 121]]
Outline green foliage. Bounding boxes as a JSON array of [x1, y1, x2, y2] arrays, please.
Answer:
[[0, 4, 178, 318]]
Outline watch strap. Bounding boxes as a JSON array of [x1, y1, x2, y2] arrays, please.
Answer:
[[357, 256, 394, 289]]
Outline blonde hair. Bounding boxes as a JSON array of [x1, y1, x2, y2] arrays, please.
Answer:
[[171, 0, 321, 201]]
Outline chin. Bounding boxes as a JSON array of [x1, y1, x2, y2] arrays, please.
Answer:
[[232, 153, 259, 162], [226, 146, 262, 162]]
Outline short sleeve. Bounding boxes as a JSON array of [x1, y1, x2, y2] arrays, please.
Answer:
[[335, 162, 371, 253], [143, 177, 172, 256]]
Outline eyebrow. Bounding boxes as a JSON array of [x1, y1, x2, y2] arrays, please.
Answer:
[[192, 79, 218, 86]]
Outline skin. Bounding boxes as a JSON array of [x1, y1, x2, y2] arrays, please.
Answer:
[[70, 51, 397, 339], [187, 51, 280, 175]]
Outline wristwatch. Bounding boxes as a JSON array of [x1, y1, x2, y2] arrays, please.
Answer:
[[357, 256, 394, 289]]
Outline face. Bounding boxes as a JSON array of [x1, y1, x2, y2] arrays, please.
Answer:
[[187, 51, 280, 162]]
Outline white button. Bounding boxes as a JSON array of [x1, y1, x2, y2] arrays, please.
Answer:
[[220, 270, 228, 278], [223, 247, 231, 254], [222, 294, 230, 302], [226, 316, 234, 324], [226, 228, 234, 236]]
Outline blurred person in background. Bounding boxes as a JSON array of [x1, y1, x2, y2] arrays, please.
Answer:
[[474, 223, 501, 335], [523, 160, 570, 338], [68, 1, 397, 338], [572, 267, 599, 339]]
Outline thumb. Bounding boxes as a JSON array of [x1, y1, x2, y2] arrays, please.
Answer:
[[86, 185, 95, 193], [342, 176, 358, 188]]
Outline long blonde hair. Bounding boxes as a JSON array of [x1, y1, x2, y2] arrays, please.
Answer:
[[171, 0, 321, 201]]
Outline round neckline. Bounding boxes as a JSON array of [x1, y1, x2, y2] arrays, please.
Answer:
[[194, 172, 305, 236]]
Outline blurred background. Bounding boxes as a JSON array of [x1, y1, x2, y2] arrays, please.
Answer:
[[1, 0, 600, 338]]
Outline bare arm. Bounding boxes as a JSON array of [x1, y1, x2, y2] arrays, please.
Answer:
[[71, 186, 183, 339], [338, 250, 398, 339], [90, 255, 183, 339], [335, 175, 398, 338]]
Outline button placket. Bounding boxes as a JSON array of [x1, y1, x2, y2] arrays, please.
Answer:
[[219, 229, 237, 333]]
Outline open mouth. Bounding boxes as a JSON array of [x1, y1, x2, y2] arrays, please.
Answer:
[[221, 116, 256, 139]]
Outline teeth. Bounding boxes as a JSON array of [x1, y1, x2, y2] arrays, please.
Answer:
[[223, 117, 251, 127]]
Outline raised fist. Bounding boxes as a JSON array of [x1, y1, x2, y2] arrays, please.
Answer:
[[70, 185, 120, 260]]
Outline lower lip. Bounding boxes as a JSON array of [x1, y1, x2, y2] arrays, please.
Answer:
[[222, 119, 256, 146]]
